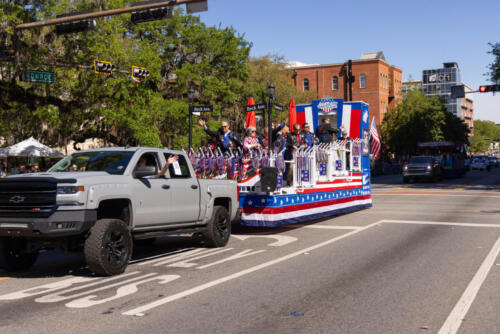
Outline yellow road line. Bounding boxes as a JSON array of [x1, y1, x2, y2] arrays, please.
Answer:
[[0, 277, 10, 281]]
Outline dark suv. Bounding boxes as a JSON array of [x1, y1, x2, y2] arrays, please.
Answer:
[[402, 156, 443, 183]]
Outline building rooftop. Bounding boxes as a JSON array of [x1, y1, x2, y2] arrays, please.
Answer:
[[360, 52, 386, 61]]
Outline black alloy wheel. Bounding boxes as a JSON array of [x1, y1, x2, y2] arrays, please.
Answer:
[[84, 219, 133, 276], [203, 206, 231, 247]]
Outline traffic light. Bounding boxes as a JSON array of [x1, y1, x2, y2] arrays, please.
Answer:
[[94, 60, 115, 75], [479, 85, 500, 93], [131, 1, 173, 24], [55, 11, 96, 34], [131, 66, 149, 80]]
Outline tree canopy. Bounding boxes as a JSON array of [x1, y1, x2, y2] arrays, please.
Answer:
[[470, 120, 500, 153], [0, 0, 252, 150], [486, 42, 500, 83], [381, 89, 469, 157]]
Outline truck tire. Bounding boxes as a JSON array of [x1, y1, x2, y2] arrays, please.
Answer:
[[402, 176, 409, 183], [203, 206, 231, 248], [0, 237, 38, 272], [84, 219, 133, 276]]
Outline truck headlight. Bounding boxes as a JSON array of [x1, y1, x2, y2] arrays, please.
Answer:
[[57, 186, 84, 194], [426, 165, 432, 170], [403, 165, 408, 171]]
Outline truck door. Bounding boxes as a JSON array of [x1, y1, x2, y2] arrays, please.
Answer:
[[163, 153, 200, 223], [131, 152, 170, 226]]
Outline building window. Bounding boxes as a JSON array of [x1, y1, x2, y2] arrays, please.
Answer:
[[303, 78, 309, 91], [360, 74, 366, 89], [380, 74, 383, 87], [332, 76, 338, 90]]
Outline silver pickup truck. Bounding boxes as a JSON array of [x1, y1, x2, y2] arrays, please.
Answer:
[[0, 147, 238, 276]]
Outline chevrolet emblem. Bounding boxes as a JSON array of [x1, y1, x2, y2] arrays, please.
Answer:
[[9, 195, 25, 204]]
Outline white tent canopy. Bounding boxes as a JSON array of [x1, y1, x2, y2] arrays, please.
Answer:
[[0, 137, 65, 157]]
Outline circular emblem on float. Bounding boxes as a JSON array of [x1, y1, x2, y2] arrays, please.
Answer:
[[317, 97, 338, 113]]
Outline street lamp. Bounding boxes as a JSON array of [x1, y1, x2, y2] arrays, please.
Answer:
[[188, 88, 195, 151], [267, 84, 275, 148]]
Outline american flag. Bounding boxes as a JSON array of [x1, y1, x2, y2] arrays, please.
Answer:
[[370, 117, 381, 161]]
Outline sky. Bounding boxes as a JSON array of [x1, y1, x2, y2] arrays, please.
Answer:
[[195, 0, 500, 123]]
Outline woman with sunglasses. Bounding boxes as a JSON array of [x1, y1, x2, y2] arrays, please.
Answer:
[[243, 126, 262, 153]]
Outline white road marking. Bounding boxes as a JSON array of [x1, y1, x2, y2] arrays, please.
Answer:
[[132, 248, 196, 265], [197, 249, 266, 269], [122, 221, 382, 316], [437, 235, 500, 334], [231, 234, 298, 247], [65, 275, 180, 308], [292, 225, 363, 230], [167, 248, 234, 268], [382, 219, 500, 229], [139, 248, 210, 266], [0, 276, 98, 301], [36, 273, 156, 303]]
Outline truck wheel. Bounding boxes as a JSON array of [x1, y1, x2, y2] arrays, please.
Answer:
[[84, 219, 133, 276], [203, 206, 231, 248], [402, 177, 409, 183], [0, 237, 38, 272]]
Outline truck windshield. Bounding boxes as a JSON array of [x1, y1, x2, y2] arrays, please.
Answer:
[[49, 151, 135, 175], [409, 157, 432, 164]]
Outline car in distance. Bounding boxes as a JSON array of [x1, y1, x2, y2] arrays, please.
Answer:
[[471, 158, 488, 171], [402, 156, 443, 183], [488, 156, 499, 168]]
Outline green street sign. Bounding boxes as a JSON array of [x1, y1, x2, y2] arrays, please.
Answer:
[[21, 70, 55, 84]]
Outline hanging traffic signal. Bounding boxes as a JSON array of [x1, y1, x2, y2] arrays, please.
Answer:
[[131, 1, 173, 24], [131, 66, 149, 80], [55, 11, 97, 34], [479, 85, 500, 93], [94, 60, 115, 75]]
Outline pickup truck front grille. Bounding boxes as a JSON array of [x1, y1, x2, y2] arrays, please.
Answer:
[[0, 180, 57, 218], [407, 167, 428, 174]]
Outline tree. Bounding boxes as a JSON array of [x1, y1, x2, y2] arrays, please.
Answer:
[[0, 1, 251, 150], [381, 90, 469, 158], [245, 55, 316, 125], [486, 42, 500, 83], [470, 120, 500, 153]]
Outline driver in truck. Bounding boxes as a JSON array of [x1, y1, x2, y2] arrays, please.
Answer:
[[136, 155, 179, 178]]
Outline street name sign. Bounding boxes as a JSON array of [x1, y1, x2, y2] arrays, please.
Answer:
[[191, 105, 213, 116], [245, 104, 266, 112], [21, 71, 55, 84], [273, 104, 284, 111]]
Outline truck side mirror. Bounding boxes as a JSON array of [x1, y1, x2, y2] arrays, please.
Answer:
[[134, 166, 157, 178]]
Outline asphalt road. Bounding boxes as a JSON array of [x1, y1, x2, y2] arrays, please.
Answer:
[[1, 168, 499, 334]]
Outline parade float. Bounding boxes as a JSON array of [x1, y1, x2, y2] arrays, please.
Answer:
[[189, 98, 373, 227]]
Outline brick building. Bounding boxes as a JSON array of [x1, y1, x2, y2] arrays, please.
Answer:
[[290, 52, 403, 126], [461, 84, 474, 136]]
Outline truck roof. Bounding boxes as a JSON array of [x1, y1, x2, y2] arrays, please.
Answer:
[[74, 147, 184, 154]]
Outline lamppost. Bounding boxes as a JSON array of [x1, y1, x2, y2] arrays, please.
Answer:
[[188, 88, 195, 151], [267, 84, 275, 149]]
